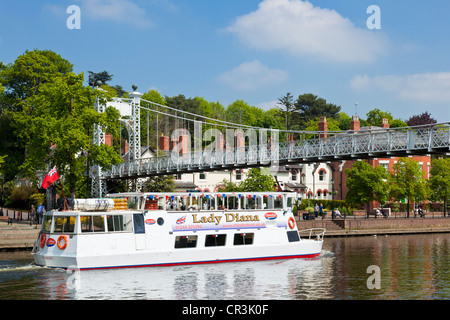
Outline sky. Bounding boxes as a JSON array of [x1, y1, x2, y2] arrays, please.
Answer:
[[1, 0, 449, 123]]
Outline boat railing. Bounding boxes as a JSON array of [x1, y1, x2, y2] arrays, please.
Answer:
[[298, 228, 326, 241]]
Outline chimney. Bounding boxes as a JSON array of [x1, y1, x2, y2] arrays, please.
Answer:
[[235, 130, 245, 151], [351, 115, 360, 131], [159, 134, 169, 152], [318, 116, 328, 138], [104, 134, 112, 147], [124, 140, 129, 155], [380, 118, 390, 129], [179, 132, 189, 155]]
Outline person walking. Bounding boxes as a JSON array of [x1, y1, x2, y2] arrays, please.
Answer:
[[314, 203, 319, 218], [37, 203, 45, 224], [30, 204, 36, 227]]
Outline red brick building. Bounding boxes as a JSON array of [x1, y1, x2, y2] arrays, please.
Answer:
[[325, 116, 431, 211]]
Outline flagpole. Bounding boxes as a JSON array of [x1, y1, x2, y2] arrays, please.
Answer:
[[58, 179, 69, 211]]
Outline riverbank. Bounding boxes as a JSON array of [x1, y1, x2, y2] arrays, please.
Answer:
[[297, 214, 450, 237], [0, 220, 40, 251]]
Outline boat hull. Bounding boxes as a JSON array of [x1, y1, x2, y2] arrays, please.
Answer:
[[33, 239, 323, 270]]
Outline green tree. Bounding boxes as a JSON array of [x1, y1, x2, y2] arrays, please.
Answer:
[[389, 158, 428, 217], [238, 168, 276, 192], [345, 161, 389, 212], [88, 70, 113, 86], [278, 92, 295, 132], [428, 158, 450, 217], [294, 93, 341, 128], [366, 108, 393, 126], [0, 50, 122, 197], [216, 179, 241, 192], [143, 175, 175, 192]]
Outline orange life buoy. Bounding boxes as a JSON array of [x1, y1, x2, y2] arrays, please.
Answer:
[[57, 235, 68, 250], [288, 217, 296, 229], [40, 234, 46, 248]]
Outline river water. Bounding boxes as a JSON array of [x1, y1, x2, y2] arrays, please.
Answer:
[[1, 233, 449, 300]]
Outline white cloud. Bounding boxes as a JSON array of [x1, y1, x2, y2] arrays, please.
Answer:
[[218, 60, 289, 91], [80, 0, 153, 28], [225, 0, 389, 63], [351, 72, 450, 102], [257, 100, 283, 110]]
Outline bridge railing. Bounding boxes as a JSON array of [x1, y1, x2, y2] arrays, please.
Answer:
[[103, 122, 450, 179]]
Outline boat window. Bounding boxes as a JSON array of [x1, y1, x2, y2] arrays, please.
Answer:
[[53, 216, 76, 233], [133, 214, 145, 234], [174, 235, 198, 249], [80, 215, 105, 233], [287, 231, 300, 242], [205, 234, 227, 247], [233, 233, 254, 245], [42, 216, 52, 233], [106, 214, 133, 232]]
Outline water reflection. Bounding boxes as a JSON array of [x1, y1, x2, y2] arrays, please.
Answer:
[[323, 234, 450, 299], [60, 258, 327, 300]]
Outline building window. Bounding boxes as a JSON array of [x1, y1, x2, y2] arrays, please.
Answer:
[[318, 169, 326, 181], [236, 170, 242, 180], [323, 190, 327, 197], [291, 171, 297, 181], [199, 172, 206, 180], [317, 190, 322, 198]]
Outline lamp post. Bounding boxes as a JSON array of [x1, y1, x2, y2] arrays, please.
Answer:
[[0, 173, 4, 212]]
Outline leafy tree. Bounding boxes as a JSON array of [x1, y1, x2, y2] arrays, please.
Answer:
[[0, 155, 5, 173], [216, 178, 241, 192], [226, 100, 256, 125], [345, 160, 389, 212], [143, 175, 175, 192], [389, 158, 428, 217], [0, 50, 122, 197], [238, 168, 276, 192], [304, 117, 341, 138], [389, 119, 408, 128], [88, 70, 113, 86], [406, 111, 437, 127], [337, 112, 352, 130], [278, 92, 295, 131], [196, 97, 226, 121], [293, 93, 341, 128], [366, 108, 393, 126], [428, 158, 450, 217]]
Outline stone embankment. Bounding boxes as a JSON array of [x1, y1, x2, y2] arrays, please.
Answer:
[[0, 221, 40, 251], [297, 214, 450, 237]]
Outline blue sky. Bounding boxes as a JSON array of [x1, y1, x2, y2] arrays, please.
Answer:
[[1, 0, 449, 123]]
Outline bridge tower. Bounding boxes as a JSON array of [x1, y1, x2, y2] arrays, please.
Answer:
[[91, 84, 143, 198]]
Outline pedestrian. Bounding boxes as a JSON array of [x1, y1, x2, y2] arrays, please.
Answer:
[[30, 204, 35, 226], [335, 208, 343, 219], [314, 203, 319, 218], [37, 203, 45, 224], [319, 203, 323, 216]]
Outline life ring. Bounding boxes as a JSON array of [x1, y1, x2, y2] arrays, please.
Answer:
[[57, 235, 68, 250], [288, 217, 296, 229], [40, 234, 46, 248]]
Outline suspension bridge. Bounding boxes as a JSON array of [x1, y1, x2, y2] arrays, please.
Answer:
[[90, 86, 450, 197]]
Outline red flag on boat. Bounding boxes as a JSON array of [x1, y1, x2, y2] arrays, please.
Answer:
[[41, 166, 60, 189]]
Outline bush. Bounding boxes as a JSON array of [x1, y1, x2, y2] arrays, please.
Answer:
[[9, 185, 39, 209]]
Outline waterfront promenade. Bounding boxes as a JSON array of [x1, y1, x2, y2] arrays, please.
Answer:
[[1, 208, 450, 250]]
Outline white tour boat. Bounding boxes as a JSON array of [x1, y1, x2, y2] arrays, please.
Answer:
[[32, 192, 325, 270]]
